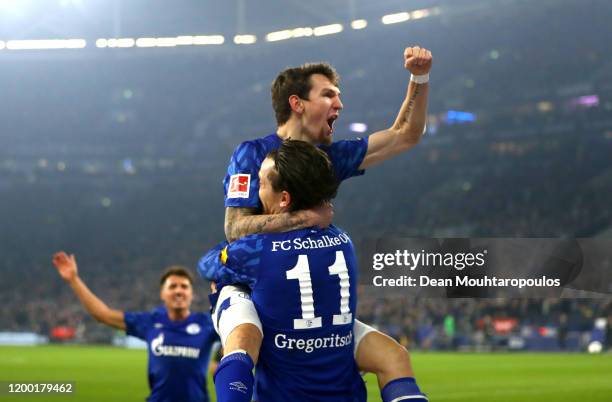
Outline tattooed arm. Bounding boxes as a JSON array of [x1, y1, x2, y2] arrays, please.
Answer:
[[359, 46, 432, 169], [224, 204, 332, 242]]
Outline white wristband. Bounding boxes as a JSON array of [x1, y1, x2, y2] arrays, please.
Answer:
[[410, 73, 429, 84]]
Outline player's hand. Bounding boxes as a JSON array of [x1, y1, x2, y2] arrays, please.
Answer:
[[52, 251, 78, 282], [305, 201, 334, 229], [404, 46, 432, 76]]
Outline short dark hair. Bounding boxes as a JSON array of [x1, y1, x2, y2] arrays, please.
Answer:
[[159, 266, 194, 287], [271, 63, 340, 126], [266, 140, 338, 212]]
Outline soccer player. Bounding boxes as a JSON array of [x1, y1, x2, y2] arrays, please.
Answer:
[[52, 253, 219, 402], [219, 46, 432, 401], [224, 45, 431, 240], [201, 140, 427, 401]]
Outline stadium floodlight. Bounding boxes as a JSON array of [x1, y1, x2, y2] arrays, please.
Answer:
[[351, 19, 367, 30], [291, 27, 313, 38], [382, 12, 410, 25], [176, 36, 195, 45], [155, 37, 178, 47], [6, 39, 86, 50], [234, 35, 257, 45], [313, 24, 343, 36], [266, 27, 314, 42], [192, 35, 224, 45], [410, 9, 431, 20], [133, 35, 223, 48], [136, 38, 156, 48], [99, 38, 135, 48], [266, 30, 293, 42], [116, 38, 135, 48]]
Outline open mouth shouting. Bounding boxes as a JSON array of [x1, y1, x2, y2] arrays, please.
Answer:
[[327, 114, 339, 134]]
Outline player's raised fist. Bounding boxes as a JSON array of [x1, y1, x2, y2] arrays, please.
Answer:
[[404, 46, 433, 76], [52, 251, 78, 282]]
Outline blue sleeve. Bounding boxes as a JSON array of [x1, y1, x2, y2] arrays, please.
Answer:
[[124, 311, 152, 340], [323, 137, 369, 181], [203, 314, 221, 344], [198, 241, 230, 283], [223, 141, 264, 208], [198, 236, 264, 288]]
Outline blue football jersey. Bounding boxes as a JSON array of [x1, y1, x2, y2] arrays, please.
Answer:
[[199, 226, 367, 402], [124, 307, 219, 402], [224, 133, 368, 208]]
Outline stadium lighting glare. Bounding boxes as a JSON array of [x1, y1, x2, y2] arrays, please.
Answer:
[[292, 27, 313, 38], [59, 0, 83, 7], [411, 9, 431, 19], [382, 12, 410, 25], [349, 122, 368, 133], [313, 24, 343, 36], [0, 0, 27, 17], [99, 38, 135, 48], [176, 36, 195, 45], [192, 35, 224, 45], [234, 35, 257, 44], [136, 38, 156, 48], [6, 39, 86, 50], [351, 19, 367, 30], [133, 35, 223, 48], [155, 37, 178, 47], [116, 38, 135, 48], [266, 30, 292, 42], [266, 27, 314, 42]]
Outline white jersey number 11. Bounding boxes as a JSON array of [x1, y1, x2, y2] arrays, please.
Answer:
[[285, 251, 352, 330]]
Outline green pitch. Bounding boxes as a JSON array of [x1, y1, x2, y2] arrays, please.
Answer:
[[1, 346, 611, 401]]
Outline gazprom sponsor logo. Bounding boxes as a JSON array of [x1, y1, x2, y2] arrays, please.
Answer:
[[151, 333, 201, 359], [274, 332, 353, 353]]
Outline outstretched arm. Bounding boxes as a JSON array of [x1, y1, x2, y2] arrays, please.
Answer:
[[224, 204, 332, 242], [359, 46, 432, 169], [52, 251, 126, 330]]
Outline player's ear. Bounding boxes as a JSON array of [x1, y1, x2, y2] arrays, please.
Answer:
[[288, 95, 304, 114], [279, 191, 291, 209]]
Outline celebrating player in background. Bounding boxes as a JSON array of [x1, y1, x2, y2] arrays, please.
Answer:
[[201, 140, 428, 401], [219, 46, 432, 401], [52, 253, 219, 402]]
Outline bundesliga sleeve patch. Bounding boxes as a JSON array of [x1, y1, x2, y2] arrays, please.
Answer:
[[227, 174, 250, 199]]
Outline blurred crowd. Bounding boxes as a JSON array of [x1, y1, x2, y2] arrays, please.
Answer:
[[1, 0, 611, 349]]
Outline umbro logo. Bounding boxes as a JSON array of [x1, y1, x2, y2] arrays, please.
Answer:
[[229, 381, 248, 394]]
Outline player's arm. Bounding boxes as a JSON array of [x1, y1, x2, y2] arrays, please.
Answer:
[[52, 251, 126, 330], [198, 239, 259, 287], [359, 46, 432, 169], [224, 204, 331, 242]]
